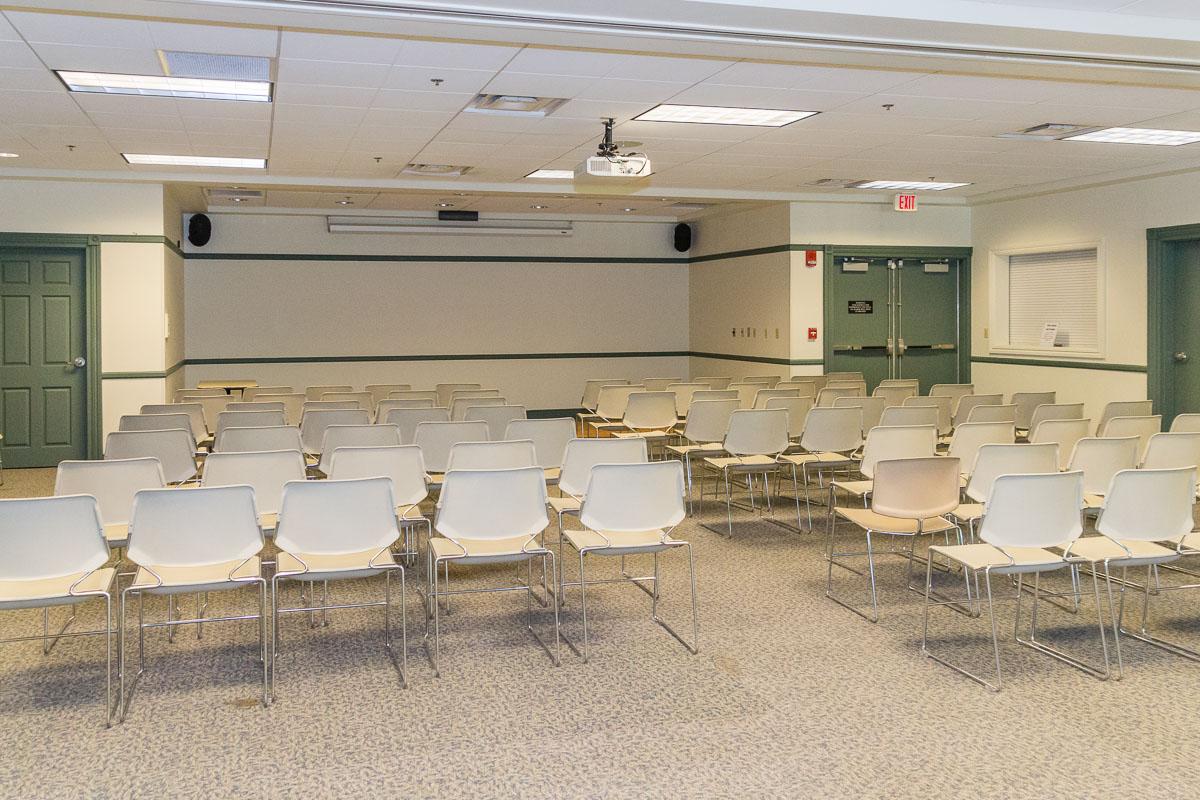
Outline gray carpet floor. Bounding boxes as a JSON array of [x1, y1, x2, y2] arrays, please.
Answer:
[[2, 467, 1198, 799]]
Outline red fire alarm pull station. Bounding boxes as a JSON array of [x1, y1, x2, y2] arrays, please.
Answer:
[[808, 327, 818, 341], [805, 249, 818, 267]]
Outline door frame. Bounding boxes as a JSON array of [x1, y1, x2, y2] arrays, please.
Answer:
[[0, 233, 102, 459], [1147, 222, 1200, 424], [822, 245, 973, 382]]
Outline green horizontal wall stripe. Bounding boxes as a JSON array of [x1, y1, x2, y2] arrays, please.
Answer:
[[102, 360, 185, 380], [689, 351, 824, 366], [971, 356, 1147, 373]]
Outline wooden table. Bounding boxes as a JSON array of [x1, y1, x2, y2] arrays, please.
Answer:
[[196, 379, 258, 398]]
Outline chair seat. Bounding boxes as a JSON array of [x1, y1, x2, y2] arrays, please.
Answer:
[[779, 452, 853, 466], [430, 535, 545, 565], [104, 522, 130, 547], [543, 467, 561, 483], [548, 495, 582, 514], [1175, 531, 1200, 552], [1083, 493, 1104, 509], [949, 503, 984, 523], [132, 557, 261, 593], [930, 543, 1065, 574], [1067, 536, 1179, 567], [703, 454, 780, 470], [0, 567, 116, 610], [835, 507, 957, 535], [259, 512, 278, 532], [831, 479, 872, 497], [614, 430, 673, 440], [276, 548, 393, 582], [664, 442, 723, 456], [564, 528, 674, 555], [397, 505, 426, 523]]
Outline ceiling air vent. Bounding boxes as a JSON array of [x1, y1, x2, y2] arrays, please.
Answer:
[[204, 187, 265, 205], [465, 94, 568, 117], [159, 51, 271, 81], [807, 178, 865, 188]]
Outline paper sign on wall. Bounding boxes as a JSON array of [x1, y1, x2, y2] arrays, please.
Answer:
[[1039, 322, 1069, 348]]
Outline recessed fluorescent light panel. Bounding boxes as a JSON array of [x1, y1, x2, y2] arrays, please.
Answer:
[[465, 94, 567, 117], [123, 154, 266, 168], [1064, 127, 1200, 146], [851, 180, 970, 191], [525, 169, 575, 179], [57, 71, 271, 102], [634, 104, 818, 127]]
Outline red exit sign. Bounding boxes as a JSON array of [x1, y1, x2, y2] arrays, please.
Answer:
[[894, 193, 918, 212]]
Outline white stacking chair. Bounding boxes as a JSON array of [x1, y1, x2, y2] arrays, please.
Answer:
[[376, 398, 435, 420], [826, 380, 867, 395], [701, 408, 790, 537], [612, 391, 678, 447], [299, 408, 370, 455], [243, 386, 294, 401], [923, 470, 1109, 691], [693, 376, 733, 390], [1030, 418, 1091, 470], [389, 390, 439, 404], [182, 394, 234, 434], [950, 443, 1059, 539], [142, 404, 208, 447], [561, 461, 697, 661], [752, 388, 800, 409], [214, 425, 303, 454], [1026, 403, 1086, 440], [320, 391, 373, 411], [767, 396, 815, 443], [1140, 432, 1200, 481], [226, 401, 285, 414], [428, 467, 557, 675], [729, 382, 765, 410], [55, 457, 165, 550], [878, 378, 919, 390], [0, 495, 118, 726], [742, 375, 780, 388], [642, 377, 683, 392], [1101, 415, 1162, 461], [833, 395, 886, 431], [585, 384, 643, 436], [830, 457, 962, 622], [825, 371, 863, 383], [215, 410, 287, 441], [272, 478, 406, 697], [253, 393, 305, 426], [302, 401, 360, 415], [929, 383, 974, 408], [943, 421, 1015, 479], [383, 406, 451, 444], [413, 420, 490, 475], [505, 418, 575, 484], [1096, 400, 1154, 436], [827, 425, 937, 524], [903, 395, 952, 437], [317, 423, 402, 475], [779, 406, 864, 530], [1011, 392, 1056, 432], [879, 405, 938, 428], [665, 399, 740, 512], [450, 395, 505, 421], [174, 387, 226, 402], [366, 384, 411, 406], [691, 389, 738, 404], [464, 404, 526, 442], [305, 385, 352, 402], [104, 430, 197, 484], [449, 389, 503, 407], [873, 384, 916, 406], [967, 404, 1018, 424], [1170, 413, 1200, 433], [201, 450, 306, 532], [952, 394, 1003, 429], [1068, 436, 1140, 509], [119, 413, 192, 435], [328, 445, 431, 562], [776, 380, 817, 397], [444, 439, 537, 474], [550, 438, 649, 533], [121, 485, 267, 718], [666, 382, 708, 418], [816, 386, 859, 408], [435, 383, 482, 408], [580, 379, 629, 412]]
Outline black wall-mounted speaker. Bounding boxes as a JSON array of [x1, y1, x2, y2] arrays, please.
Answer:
[[673, 222, 692, 252], [187, 213, 212, 248]]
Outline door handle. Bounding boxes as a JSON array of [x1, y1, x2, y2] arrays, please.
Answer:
[[1176, 352, 1190, 363], [71, 356, 86, 368]]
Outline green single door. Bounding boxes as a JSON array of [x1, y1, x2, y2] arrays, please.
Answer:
[[825, 257, 894, 391], [1169, 241, 1200, 421], [897, 259, 961, 389], [0, 249, 88, 467]]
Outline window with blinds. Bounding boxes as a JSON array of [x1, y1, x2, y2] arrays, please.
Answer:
[[1007, 248, 1100, 352]]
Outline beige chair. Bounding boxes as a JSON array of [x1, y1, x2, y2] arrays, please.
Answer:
[[1096, 400, 1153, 436], [642, 377, 683, 392], [827, 425, 937, 526], [305, 385, 353, 402], [1141, 431, 1200, 474], [55, 458, 165, 549], [1101, 415, 1162, 462], [327, 444, 431, 562], [824, 371, 864, 383], [779, 406, 863, 530], [227, 401, 286, 414], [450, 395, 505, 421], [1011, 392, 1056, 432], [816, 386, 859, 408], [201, 449, 306, 532], [950, 443, 1059, 539], [702, 409, 790, 537], [505, 418, 576, 484], [776, 380, 817, 398], [299, 409, 370, 455], [214, 425, 303, 454], [579, 379, 630, 412], [692, 377, 733, 390], [413, 420, 489, 474], [1030, 418, 1090, 470], [549, 438, 649, 534], [173, 387, 225, 403], [612, 391, 678, 447], [585, 385, 644, 436], [943, 421, 1015, 478], [729, 382, 766, 410], [966, 404, 1017, 425], [833, 395, 886, 431], [243, 386, 294, 401], [435, 383, 483, 408], [142, 403, 208, 447], [667, 382, 710, 418], [752, 388, 801, 409], [902, 395, 952, 437], [366, 384, 411, 406], [873, 384, 916, 406], [929, 383, 975, 410], [952, 394, 1003, 429], [376, 398, 435, 421], [383, 406, 451, 444], [215, 410, 287, 441], [464, 404, 527, 442], [119, 413, 192, 435], [104, 430, 197, 484], [1068, 436, 1139, 509], [320, 391, 373, 411], [1170, 413, 1200, 433], [767, 396, 815, 444], [182, 394, 234, 434], [253, 393, 305, 426], [665, 398, 740, 512], [879, 405, 938, 428], [389, 390, 439, 405], [316, 423, 402, 475]]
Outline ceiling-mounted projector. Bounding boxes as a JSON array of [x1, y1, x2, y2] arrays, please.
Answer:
[[575, 118, 651, 180]]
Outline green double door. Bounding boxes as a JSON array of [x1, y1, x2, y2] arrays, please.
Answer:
[[0, 248, 89, 467], [825, 255, 964, 392]]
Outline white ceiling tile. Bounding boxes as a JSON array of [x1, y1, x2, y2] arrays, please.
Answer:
[[1134, 110, 1200, 130], [87, 111, 182, 130], [574, 78, 692, 104], [382, 65, 494, 94], [6, 12, 151, 48], [72, 92, 179, 116], [821, 94, 1026, 120], [273, 103, 367, 126], [104, 129, 192, 147], [393, 40, 519, 71], [554, 98, 652, 123], [276, 59, 390, 88], [0, 43, 43, 69], [1043, 83, 1200, 110], [614, 119, 766, 142], [175, 98, 272, 120], [0, 91, 88, 125], [436, 128, 517, 145], [149, 22, 278, 57], [360, 107, 456, 128], [11, 123, 106, 143], [372, 89, 472, 112], [483, 72, 594, 98], [604, 55, 728, 83], [664, 83, 864, 111], [502, 48, 625, 77], [0, 14, 21, 41], [0, 67, 63, 92], [29, 43, 163, 73], [885, 74, 1067, 103], [279, 32, 404, 64], [179, 116, 270, 135], [274, 84, 378, 107]]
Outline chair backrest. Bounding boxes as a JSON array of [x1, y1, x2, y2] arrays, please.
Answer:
[[174, 387, 226, 402], [104, 429, 197, 483], [252, 393, 305, 425], [1101, 415, 1162, 461], [1067, 436, 1139, 496], [1140, 431, 1200, 472], [776, 380, 817, 398], [143, 403, 206, 442], [693, 376, 733, 390], [365, 383, 410, 405], [435, 383, 483, 407], [0, 495, 108, 582], [878, 378, 918, 389], [902, 395, 952, 435], [980, 472, 1084, 549], [243, 385, 294, 401], [666, 382, 709, 416], [1097, 467, 1197, 544], [816, 386, 859, 408], [375, 398, 435, 420], [752, 388, 800, 409], [327, 445, 428, 507], [128, 485, 261, 567], [382, 406, 451, 444], [119, 413, 193, 436], [929, 384, 974, 406], [622, 391, 678, 430], [951, 394, 1003, 428], [275, 477, 399, 555], [1011, 391, 1056, 430], [945, 421, 1015, 473], [504, 417, 576, 470], [691, 389, 738, 403], [413, 420, 490, 472], [723, 408, 790, 456], [446, 439, 537, 472], [558, 437, 649, 497], [800, 406, 863, 453], [216, 409, 287, 438], [872, 384, 916, 406], [729, 382, 765, 409], [858, 425, 937, 479], [305, 384, 353, 402], [226, 401, 285, 413], [1028, 402, 1085, 433], [200, 449, 306, 516], [878, 405, 938, 428], [54, 457, 165, 526], [451, 395, 506, 421], [965, 442, 1059, 503], [824, 371, 863, 382], [742, 375, 780, 388], [966, 404, 1017, 424], [302, 401, 360, 417], [682, 399, 741, 444], [320, 390, 373, 411], [580, 462, 686, 533], [834, 395, 886, 430], [642, 377, 683, 392], [214, 425, 303, 454], [1169, 413, 1200, 433], [825, 380, 867, 395], [318, 423, 403, 474], [766, 396, 815, 439], [182, 394, 233, 432], [449, 389, 502, 405], [594, 384, 644, 420], [464, 404, 527, 441], [1096, 400, 1154, 436], [299, 408, 371, 453], [581, 378, 629, 410], [435, 467, 548, 542], [389, 390, 439, 404], [1029, 417, 1090, 470], [871, 457, 961, 519]]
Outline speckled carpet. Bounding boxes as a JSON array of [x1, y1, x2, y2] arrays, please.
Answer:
[[1, 468, 1197, 799]]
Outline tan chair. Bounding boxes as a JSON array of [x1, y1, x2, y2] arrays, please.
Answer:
[[1030, 418, 1090, 470], [778, 406, 863, 530], [243, 386, 294, 401], [320, 391, 373, 411], [366, 384, 411, 406], [253, 393, 306, 426], [305, 385, 353, 402], [1011, 391, 1056, 432], [701, 409, 790, 537]]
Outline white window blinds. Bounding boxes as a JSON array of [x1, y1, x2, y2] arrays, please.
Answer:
[[1007, 248, 1099, 351]]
